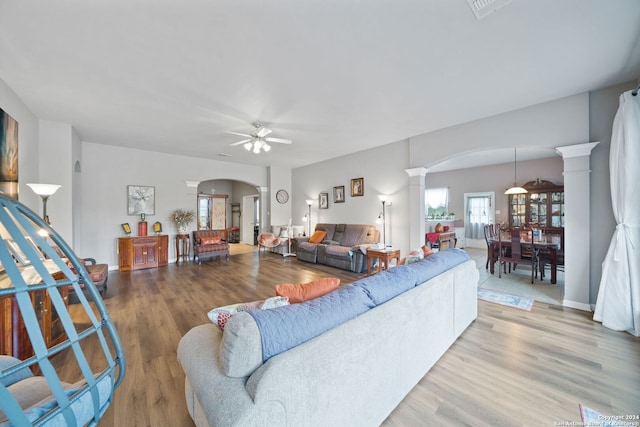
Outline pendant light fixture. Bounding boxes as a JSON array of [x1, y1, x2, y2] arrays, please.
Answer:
[[504, 148, 527, 195]]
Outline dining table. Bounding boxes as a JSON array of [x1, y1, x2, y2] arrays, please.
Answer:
[[488, 234, 562, 284]]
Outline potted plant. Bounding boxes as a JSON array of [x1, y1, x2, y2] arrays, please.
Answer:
[[447, 212, 455, 220], [169, 209, 195, 234]]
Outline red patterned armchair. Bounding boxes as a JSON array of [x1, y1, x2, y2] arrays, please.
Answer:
[[193, 230, 230, 264]]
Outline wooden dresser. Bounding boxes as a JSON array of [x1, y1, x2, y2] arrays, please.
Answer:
[[117, 235, 168, 271]]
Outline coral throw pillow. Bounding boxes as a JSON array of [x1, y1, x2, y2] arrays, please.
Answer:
[[421, 245, 434, 258], [275, 277, 340, 303], [200, 237, 222, 245], [308, 230, 327, 244]]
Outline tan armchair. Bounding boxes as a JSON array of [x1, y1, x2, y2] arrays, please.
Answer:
[[258, 233, 281, 254]]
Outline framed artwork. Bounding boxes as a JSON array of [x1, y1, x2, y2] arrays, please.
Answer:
[[0, 108, 19, 200], [333, 185, 345, 203], [153, 221, 162, 233], [127, 185, 155, 215], [351, 178, 364, 197], [121, 223, 132, 235], [319, 192, 329, 209]]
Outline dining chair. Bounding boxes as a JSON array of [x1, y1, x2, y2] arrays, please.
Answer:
[[483, 224, 499, 269], [498, 228, 539, 284]]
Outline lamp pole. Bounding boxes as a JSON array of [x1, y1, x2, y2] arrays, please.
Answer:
[[305, 199, 313, 236], [378, 195, 389, 247], [26, 184, 61, 225]]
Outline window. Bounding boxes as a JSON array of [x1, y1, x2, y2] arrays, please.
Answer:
[[425, 188, 449, 220]]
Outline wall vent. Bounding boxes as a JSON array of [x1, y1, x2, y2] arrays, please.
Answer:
[[466, 0, 513, 20]]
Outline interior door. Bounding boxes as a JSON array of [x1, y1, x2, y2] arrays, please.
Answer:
[[242, 195, 258, 244]]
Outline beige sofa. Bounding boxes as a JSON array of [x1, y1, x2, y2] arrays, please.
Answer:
[[294, 223, 379, 272], [177, 249, 478, 426]]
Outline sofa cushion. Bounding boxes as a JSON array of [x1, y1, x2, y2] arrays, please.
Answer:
[[208, 297, 290, 330], [324, 245, 352, 257], [249, 284, 375, 362], [308, 230, 327, 244], [340, 225, 370, 247], [221, 312, 264, 377], [297, 241, 318, 252], [352, 265, 418, 305], [275, 278, 340, 303]]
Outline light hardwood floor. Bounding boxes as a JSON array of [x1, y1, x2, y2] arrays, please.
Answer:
[[57, 248, 639, 426]]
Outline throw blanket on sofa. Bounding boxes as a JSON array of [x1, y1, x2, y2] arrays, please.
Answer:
[[249, 285, 375, 361], [249, 249, 471, 362]]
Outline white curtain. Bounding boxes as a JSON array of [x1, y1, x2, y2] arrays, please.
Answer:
[[465, 196, 489, 239], [594, 90, 640, 337]]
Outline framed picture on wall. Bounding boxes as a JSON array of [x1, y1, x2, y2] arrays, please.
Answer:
[[351, 178, 364, 197], [333, 186, 345, 203], [127, 185, 155, 215], [319, 192, 329, 209]]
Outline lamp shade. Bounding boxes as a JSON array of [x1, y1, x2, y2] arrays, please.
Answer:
[[305, 199, 314, 205], [26, 183, 61, 196], [504, 186, 528, 195]]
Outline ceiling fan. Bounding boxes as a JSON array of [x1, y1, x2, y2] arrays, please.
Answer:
[[228, 122, 292, 153]]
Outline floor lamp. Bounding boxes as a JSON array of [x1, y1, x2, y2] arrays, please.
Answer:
[[303, 199, 313, 236], [27, 183, 61, 224], [377, 195, 389, 247]]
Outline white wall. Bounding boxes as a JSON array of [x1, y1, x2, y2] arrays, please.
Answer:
[[80, 142, 267, 267], [268, 166, 293, 228], [410, 93, 589, 168], [293, 140, 411, 252]]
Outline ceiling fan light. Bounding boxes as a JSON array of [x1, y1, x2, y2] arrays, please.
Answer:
[[244, 142, 253, 151], [263, 143, 271, 152]]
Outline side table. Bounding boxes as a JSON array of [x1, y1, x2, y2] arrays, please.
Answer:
[[367, 248, 401, 276], [176, 234, 190, 264]]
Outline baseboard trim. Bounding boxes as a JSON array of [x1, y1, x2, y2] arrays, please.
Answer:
[[562, 299, 592, 312]]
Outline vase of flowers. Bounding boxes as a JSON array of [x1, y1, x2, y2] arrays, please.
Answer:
[[170, 209, 195, 234]]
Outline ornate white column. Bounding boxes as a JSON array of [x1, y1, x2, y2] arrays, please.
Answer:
[[556, 142, 599, 311], [257, 186, 269, 233], [405, 167, 428, 250]]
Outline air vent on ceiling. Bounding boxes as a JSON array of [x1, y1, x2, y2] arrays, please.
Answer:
[[466, 0, 513, 20]]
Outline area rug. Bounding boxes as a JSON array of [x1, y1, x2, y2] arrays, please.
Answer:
[[477, 289, 534, 311], [580, 404, 637, 427]]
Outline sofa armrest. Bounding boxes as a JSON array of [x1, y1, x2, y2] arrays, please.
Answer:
[[0, 355, 33, 387]]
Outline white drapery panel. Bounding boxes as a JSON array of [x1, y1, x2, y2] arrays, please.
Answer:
[[594, 90, 640, 337], [465, 196, 489, 240]]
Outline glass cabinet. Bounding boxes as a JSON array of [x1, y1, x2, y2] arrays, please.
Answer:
[[508, 179, 564, 229]]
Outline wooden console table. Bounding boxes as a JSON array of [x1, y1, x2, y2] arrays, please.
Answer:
[[118, 235, 168, 271], [367, 248, 401, 276], [426, 231, 457, 250]]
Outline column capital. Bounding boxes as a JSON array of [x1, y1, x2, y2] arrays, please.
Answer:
[[405, 167, 428, 177], [556, 142, 599, 158]]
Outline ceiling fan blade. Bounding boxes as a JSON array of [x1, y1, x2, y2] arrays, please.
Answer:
[[230, 139, 253, 146], [264, 137, 292, 144], [256, 127, 272, 138], [226, 131, 252, 138]]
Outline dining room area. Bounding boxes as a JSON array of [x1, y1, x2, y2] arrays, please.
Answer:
[[474, 222, 565, 306]]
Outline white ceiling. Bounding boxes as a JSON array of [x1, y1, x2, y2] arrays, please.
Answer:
[[1, 1, 639, 170]]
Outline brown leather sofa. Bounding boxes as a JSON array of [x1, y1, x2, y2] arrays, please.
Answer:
[[193, 230, 230, 264], [293, 223, 379, 272]]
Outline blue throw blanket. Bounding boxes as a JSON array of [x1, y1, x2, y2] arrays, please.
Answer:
[[249, 248, 471, 362], [249, 285, 375, 361]]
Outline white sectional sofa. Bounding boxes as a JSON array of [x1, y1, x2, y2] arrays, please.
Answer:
[[177, 249, 479, 426]]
